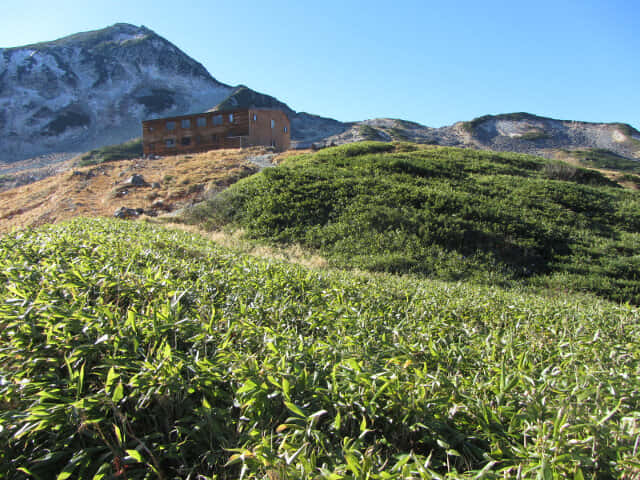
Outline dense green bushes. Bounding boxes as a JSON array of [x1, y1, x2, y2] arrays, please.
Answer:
[[182, 142, 640, 303], [1, 219, 639, 478]]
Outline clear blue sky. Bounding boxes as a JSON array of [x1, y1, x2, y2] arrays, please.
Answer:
[[1, 0, 638, 128]]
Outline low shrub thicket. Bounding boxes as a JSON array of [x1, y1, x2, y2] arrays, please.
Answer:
[[182, 142, 640, 303]]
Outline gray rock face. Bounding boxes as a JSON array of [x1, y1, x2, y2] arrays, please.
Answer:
[[2, 24, 637, 166], [124, 174, 147, 187], [114, 206, 144, 219], [316, 114, 640, 162], [0, 23, 233, 162], [209, 85, 349, 143], [0, 24, 351, 164]]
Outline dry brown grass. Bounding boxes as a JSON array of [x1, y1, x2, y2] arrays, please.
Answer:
[[0, 147, 267, 234], [156, 221, 328, 269]]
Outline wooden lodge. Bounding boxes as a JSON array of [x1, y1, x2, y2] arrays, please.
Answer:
[[142, 108, 291, 156]]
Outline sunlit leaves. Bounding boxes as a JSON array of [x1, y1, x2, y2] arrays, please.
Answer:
[[0, 218, 638, 479]]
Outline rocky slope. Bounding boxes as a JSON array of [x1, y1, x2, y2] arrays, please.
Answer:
[[0, 147, 280, 232], [209, 85, 348, 146], [0, 24, 348, 164], [0, 23, 235, 162], [324, 114, 640, 162], [2, 23, 638, 166]]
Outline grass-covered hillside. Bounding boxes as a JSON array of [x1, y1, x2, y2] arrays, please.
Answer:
[[561, 148, 640, 173], [181, 142, 640, 304], [1, 218, 639, 479]]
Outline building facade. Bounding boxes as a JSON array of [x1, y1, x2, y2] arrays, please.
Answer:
[[142, 108, 290, 156]]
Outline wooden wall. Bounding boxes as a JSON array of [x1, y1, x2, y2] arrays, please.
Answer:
[[142, 108, 291, 156], [142, 110, 250, 156], [247, 109, 291, 151]]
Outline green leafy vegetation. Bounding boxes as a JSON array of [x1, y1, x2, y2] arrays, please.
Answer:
[[182, 142, 640, 303], [359, 124, 386, 141], [520, 130, 549, 141], [564, 148, 640, 173], [75, 138, 143, 166], [1, 218, 639, 479], [461, 113, 546, 133]]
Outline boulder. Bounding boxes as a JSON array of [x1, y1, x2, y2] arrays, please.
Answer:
[[124, 174, 147, 187], [114, 207, 143, 219], [151, 199, 170, 211]]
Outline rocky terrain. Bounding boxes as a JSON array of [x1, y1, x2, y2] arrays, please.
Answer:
[[0, 24, 347, 165], [320, 114, 640, 162], [208, 85, 348, 147], [0, 23, 234, 163], [0, 147, 300, 233], [1, 23, 638, 170]]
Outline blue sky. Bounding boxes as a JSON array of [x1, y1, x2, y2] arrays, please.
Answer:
[[1, 0, 638, 128]]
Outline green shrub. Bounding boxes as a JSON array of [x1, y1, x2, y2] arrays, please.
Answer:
[[76, 138, 143, 166], [180, 142, 640, 303], [359, 124, 386, 141], [521, 130, 549, 141]]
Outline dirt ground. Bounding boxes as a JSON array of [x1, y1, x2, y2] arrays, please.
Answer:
[[0, 147, 291, 234]]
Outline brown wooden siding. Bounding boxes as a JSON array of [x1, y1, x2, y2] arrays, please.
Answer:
[[246, 109, 291, 151], [142, 108, 289, 156]]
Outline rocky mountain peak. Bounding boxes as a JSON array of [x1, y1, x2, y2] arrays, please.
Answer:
[[210, 85, 294, 115], [0, 24, 233, 162]]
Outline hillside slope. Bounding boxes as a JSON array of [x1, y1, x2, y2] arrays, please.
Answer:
[[0, 23, 234, 162], [3, 23, 638, 167], [322, 114, 640, 162], [1, 218, 638, 478], [0, 147, 266, 233], [210, 85, 349, 145], [0, 24, 349, 165], [180, 142, 640, 303]]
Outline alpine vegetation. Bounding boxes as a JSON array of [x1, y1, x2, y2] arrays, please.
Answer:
[[1, 219, 639, 478], [181, 142, 640, 304]]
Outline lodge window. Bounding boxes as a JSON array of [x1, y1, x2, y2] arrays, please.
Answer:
[[166, 121, 176, 131], [271, 119, 275, 129], [197, 117, 207, 127], [252, 114, 257, 121], [181, 119, 191, 129], [181, 137, 191, 146], [284, 126, 288, 133], [213, 115, 223, 125], [229, 113, 234, 123], [166, 138, 176, 147], [212, 134, 219, 143]]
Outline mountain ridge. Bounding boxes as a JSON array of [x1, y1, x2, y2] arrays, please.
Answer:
[[323, 114, 640, 162], [0, 23, 234, 162], [1, 23, 638, 166]]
